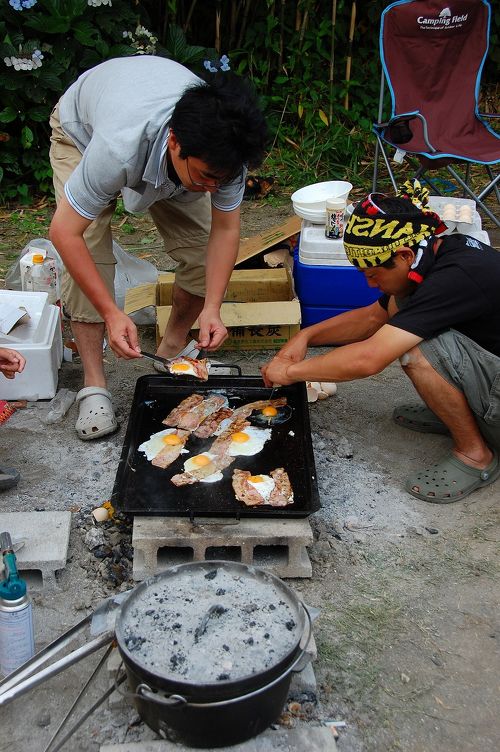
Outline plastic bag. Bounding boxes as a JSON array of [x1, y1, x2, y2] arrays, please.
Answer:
[[5, 238, 158, 325]]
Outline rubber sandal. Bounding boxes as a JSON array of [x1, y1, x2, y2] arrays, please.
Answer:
[[405, 449, 500, 503], [75, 387, 119, 441], [0, 466, 20, 491], [393, 404, 449, 435], [153, 339, 200, 373]]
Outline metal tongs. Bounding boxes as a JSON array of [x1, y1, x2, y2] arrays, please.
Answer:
[[141, 348, 209, 367], [0, 592, 130, 752]]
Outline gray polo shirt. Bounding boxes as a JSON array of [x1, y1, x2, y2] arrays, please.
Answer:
[[58, 56, 245, 219]]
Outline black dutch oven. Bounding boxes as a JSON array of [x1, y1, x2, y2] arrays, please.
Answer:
[[115, 561, 311, 748]]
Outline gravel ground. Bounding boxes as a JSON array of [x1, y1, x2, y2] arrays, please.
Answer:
[[0, 202, 499, 752]]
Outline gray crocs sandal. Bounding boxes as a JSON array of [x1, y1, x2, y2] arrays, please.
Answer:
[[393, 404, 449, 435], [153, 339, 200, 373], [405, 449, 500, 503], [75, 387, 119, 441]]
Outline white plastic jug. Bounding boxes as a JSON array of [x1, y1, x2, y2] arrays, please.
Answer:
[[22, 253, 59, 306]]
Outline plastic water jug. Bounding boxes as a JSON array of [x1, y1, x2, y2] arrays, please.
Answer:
[[22, 253, 59, 306]]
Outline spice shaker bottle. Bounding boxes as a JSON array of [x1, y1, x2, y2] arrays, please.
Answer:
[[325, 197, 346, 239]]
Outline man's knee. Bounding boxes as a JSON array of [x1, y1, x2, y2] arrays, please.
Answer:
[[399, 344, 427, 370]]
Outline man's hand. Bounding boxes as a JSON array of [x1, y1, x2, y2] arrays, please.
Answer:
[[104, 309, 142, 359], [261, 354, 297, 387], [197, 306, 228, 351], [261, 332, 309, 387], [0, 348, 26, 379]]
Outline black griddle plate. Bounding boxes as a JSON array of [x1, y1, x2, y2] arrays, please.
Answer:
[[112, 373, 320, 519]]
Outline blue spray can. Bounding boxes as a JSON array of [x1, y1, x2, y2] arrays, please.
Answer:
[[0, 531, 35, 677]]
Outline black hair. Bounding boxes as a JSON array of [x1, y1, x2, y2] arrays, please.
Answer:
[[170, 72, 268, 180]]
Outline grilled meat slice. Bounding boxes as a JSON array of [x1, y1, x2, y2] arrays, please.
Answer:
[[163, 394, 204, 427], [194, 407, 234, 438], [268, 467, 294, 506]]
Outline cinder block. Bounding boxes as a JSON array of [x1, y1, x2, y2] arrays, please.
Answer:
[[100, 725, 337, 751], [0, 511, 71, 589], [132, 517, 313, 580]]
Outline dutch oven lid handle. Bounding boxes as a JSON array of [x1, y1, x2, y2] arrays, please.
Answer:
[[135, 683, 188, 708]]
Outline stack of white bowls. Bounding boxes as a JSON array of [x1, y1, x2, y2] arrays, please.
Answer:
[[291, 180, 353, 223]]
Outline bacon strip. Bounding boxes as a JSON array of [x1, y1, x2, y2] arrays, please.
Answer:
[[151, 429, 190, 469], [268, 467, 294, 507], [177, 395, 227, 431], [163, 394, 204, 427], [231, 396, 287, 421], [231, 469, 265, 506], [193, 407, 234, 438]]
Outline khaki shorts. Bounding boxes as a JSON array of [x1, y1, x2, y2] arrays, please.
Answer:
[[49, 102, 211, 323], [420, 329, 500, 450]]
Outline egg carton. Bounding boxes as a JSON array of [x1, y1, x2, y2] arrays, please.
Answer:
[[427, 196, 481, 234]]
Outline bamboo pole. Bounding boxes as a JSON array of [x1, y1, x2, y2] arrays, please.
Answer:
[[328, 0, 338, 123], [183, 0, 198, 34], [344, 0, 357, 110], [279, 0, 286, 69], [237, 0, 252, 49]]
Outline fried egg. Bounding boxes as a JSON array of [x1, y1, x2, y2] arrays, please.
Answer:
[[183, 452, 223, 483], [227, 426, 271, 456], [169, 359, 197, 376], [249, 404, 292, 427], [138, 429, 187, 460], [247, 474, 275, 500]]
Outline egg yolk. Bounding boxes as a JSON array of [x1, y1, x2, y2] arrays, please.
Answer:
[[162, 434, 182, 446], [171, 363, 191, 372], [192, 454, 212, 467], [261, 406, 278, 417], [231, 431, 250, 443], [248, 475, 264, 483]]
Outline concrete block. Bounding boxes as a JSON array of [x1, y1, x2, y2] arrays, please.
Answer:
[[0, 511, 71, 589], [100, 726, 336, 751], [289, 661, 318, 699], [132, 517, 313, 581]]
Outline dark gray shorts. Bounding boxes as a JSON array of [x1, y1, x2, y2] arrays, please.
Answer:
[[420, 329, 500, 449]]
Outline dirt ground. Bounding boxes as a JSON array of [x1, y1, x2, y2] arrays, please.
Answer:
[[0, 200, 499, 752]]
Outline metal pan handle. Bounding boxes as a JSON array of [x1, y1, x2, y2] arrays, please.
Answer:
[[210, 364, 242, 375], [135, 684, 187, 708]]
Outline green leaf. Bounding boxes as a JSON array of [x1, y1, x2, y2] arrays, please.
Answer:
[[319, 110, 330, 127], [21, 126, 34, 149], [0, 107, 18, 124], [74, 20, 100, 47]]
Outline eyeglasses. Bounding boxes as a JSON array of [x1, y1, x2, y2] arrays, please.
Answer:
[[185, 157, 223, 190]]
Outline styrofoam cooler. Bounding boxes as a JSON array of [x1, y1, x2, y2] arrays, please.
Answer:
[[0, 290, 63, 400], [299, 220, 351, 266]]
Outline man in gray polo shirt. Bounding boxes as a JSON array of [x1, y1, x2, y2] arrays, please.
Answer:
[[48, 55, 267, 440]]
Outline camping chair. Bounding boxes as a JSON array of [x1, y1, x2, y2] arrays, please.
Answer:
[[372, 0, 500, 228]]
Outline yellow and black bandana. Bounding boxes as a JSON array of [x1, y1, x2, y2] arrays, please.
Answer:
[[343, 180, 446, 269]]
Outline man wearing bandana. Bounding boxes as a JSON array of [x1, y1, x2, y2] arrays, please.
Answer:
[[262, 182, 500, 503]]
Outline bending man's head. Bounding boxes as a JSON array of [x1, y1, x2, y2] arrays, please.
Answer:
[[343, 181, 446, 270], [170, 72, 268, 184]]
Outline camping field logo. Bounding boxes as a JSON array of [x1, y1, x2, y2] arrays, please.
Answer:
[[417, 6, 469, 30]]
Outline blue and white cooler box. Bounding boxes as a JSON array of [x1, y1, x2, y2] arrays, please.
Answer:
[[293, 220, 379, 327]]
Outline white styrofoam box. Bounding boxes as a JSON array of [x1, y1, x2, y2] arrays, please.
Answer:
[[427, 196, 481, 235], [299, 220, 351, 265], [0, 292, 63, 400], [299, 251, 352, 266], [462, 229, 490, 245], [0, 290, 52, 344]]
